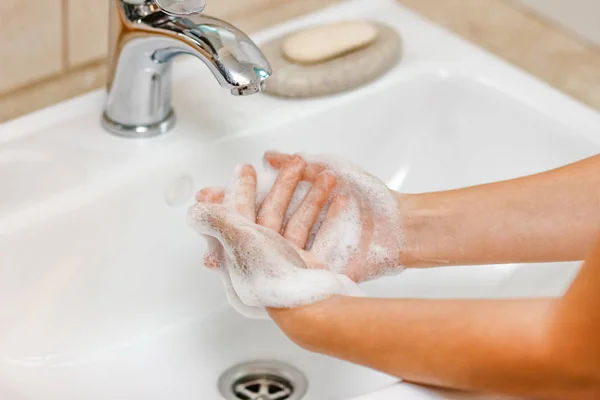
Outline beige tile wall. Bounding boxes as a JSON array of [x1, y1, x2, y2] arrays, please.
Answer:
[[1, 0, 600, 123], [400, 0, 600, 111], [68, 0, 110, 67], [515, 0, 600, 46], [0, 0, 63, 94], [0, 0, 344, 123]]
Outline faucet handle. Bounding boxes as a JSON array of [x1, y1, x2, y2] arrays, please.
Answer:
[[155, 0, 205, 15]]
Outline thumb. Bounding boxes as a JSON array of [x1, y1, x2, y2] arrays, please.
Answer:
[[202, 236, 224, 269], [188, 202, 247, 241]]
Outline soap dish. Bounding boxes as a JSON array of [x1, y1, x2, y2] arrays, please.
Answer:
[[262, 21, 402, 98]]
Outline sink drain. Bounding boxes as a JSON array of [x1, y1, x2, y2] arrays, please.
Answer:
[[218, 360, 308, 400]]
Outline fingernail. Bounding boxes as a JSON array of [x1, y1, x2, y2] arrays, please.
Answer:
[[287, 154, 306, 169], [195, 189, 207, 202], [240, 164, 257, 179]]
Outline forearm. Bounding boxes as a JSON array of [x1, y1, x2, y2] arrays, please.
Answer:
[[269, 233, 600, 398], [269, 296, 600, 399], [400, 154, 600, 267]]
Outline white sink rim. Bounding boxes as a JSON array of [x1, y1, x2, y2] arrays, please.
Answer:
[[1, 1, 600, 399]]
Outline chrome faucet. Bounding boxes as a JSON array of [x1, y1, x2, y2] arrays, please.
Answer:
[[102, 0, 272, 137]]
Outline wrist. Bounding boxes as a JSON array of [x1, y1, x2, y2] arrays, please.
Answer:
[[267, 295, 346, 351], [395, 191, 454, 268]]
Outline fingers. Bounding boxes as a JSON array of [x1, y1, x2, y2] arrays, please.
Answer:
[[224, 164, 257, 221], [203, 252, 221, 268], [263, 150, 292, 169], [264, 151, 326, 182], [195, 165, 257, 222], [262, 150, 290, 169], [193, 196, 227, 270], [283, 171, 337, 249], [189, 202, 256, 251], [189, 202, 309, 278], [195, 187, 225, 204], [309, 193, 351, 256], [188, 202, 229, 235], [203, 236, 224, 269], [257, 155, 306, 232]]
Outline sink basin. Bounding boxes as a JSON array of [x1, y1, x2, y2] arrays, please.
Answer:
[[1, 0, 600, 398]]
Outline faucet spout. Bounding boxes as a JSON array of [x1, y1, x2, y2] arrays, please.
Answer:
[[150, 14, 272, 92], [102, 0, 272, 137]]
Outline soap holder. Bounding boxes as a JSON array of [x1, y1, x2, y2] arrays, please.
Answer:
[[261, 21, 402, 98]]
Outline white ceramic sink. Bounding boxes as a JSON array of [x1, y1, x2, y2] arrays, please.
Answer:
[[2, 0, 600, 399]]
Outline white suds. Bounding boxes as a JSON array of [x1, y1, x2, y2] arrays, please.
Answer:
[[188, 203, 362, 319], [256, 163, 312, 227], [299, 154, 404, 280], [188, 155, 405, 319], [310, 196, 362, 274], [255, 164, 278, 207]]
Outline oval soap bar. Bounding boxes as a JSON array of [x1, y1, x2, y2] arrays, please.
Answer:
[[282, 21, 378, 64]]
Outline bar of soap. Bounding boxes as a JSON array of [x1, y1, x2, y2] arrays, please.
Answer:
[[262, 22, 402, 98], [282, 21, 378, 65]]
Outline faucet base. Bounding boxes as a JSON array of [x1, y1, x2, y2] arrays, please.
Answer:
[[101, 110, 176, 138]]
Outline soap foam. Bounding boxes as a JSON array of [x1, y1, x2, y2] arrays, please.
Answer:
[[297, 154, 405, 280], [256, 163, 312, 228], [189, 155, 404, 318], [255, 163, 278, 207], [302, 154, 399, 217], [310, 196, 362, 274], [188, 202, 362, 319]]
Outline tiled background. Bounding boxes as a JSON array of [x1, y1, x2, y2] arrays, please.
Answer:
[[0, 0, 347, 122], [1, 0, 600, 123], [515, 0, 600, 46]]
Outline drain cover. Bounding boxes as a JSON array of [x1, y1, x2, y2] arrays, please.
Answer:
[[219, 360, 308, 400], [232, 375, 292, 400]]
